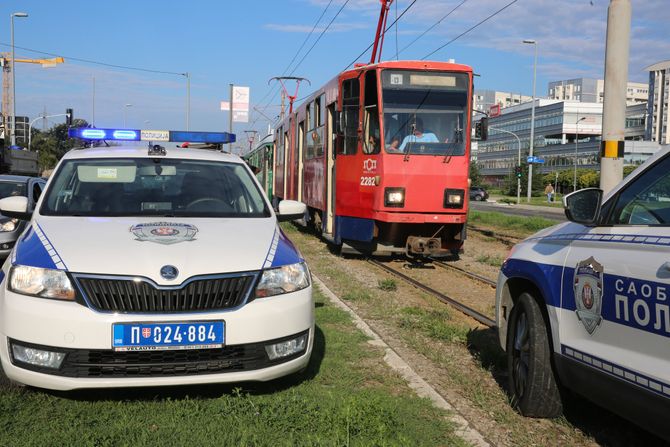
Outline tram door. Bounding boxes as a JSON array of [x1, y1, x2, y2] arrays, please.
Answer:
[[325, 103, 336, 235], [297, 120, 305, 202]]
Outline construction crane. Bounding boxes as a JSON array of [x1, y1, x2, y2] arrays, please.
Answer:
[[0, 53, 64, 133]]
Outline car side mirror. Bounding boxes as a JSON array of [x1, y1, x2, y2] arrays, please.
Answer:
[[0, 196, 32, 220], [277, 200, 307, 222], [563, 188, 603, 225]]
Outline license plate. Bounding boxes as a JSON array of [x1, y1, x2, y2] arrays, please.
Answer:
[[112, 321, 224, 351]]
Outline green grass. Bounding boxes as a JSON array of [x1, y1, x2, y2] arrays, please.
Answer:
[[0, 289, 465, 447], [475, 254, 505, 268], [377, 278, 398, 292], [398, 307, 469, 344], [469, 210, 556, 235]]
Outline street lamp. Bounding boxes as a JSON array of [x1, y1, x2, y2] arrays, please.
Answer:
[[574, 116, 587, 191], [183, 72, 190, 131], [491, 126, 522, 204], [523, 39, 538, 202], [10, 12, 29, 146], [28, 113, 68, 151], [123, 103, 133, 127]]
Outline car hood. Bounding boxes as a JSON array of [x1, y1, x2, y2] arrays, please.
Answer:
[[11, 216, 302, 286]]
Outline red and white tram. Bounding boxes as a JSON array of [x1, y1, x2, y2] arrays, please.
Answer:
[[273, 59, 476, 257]]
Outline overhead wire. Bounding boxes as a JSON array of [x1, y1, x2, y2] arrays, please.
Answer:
[[343, 0, 418, 71], [397, 0, 469, 56], [421, 0, 519, 60], [0, 42, 186, 76], [251, 0, 338, 127]]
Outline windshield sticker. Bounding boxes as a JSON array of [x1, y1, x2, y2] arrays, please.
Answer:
[[97, 168, 118, 179], [130, 222, 198, 245]]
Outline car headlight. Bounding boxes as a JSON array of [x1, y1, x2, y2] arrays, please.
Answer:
[[9, 265, 76, 300], [0, 219, 17, 232], [384, 187, 405, 207], [444, 189, 465, 208], [255, 262, 310, 298]]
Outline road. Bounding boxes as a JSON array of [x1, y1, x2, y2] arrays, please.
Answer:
[[470, 200, 566, 221]]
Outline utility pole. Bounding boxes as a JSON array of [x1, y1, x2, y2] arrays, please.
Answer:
[[600, 0, 631, 194], [280, 89, 286, 120], [228, 83, 233, 153]]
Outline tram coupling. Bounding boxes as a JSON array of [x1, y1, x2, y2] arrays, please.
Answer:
[[406, 236, 445, 257]]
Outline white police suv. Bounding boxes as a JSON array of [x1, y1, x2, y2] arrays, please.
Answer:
[[496, 148, 670, 440], [0, 132, 314, 391]]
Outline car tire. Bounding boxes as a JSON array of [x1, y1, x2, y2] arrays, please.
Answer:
[[507, 292, 562, 418], [474, 194, 483, 201]]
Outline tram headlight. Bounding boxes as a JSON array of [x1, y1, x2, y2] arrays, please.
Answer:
[[444, 189, 465, 208], [384, 187, 405, 207]]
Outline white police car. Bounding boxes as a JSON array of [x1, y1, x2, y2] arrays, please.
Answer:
[[496, 148, 670, 440], [0, 130, 314, 391]]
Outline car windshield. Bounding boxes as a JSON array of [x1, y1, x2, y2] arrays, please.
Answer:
[[0, 181, 26, 198], [382, 70, 469, 156], [40, 158, 270, 218]]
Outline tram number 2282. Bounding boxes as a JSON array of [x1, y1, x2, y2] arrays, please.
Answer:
[[360, 176, 378, 186]]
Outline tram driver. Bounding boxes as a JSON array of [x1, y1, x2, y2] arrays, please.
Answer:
[[398, 117, 438, 152]]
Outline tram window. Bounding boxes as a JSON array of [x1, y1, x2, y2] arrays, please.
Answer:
[[340, 78, 360, 155], [363, 70, 381, 155], [276, 126, 283, 166]]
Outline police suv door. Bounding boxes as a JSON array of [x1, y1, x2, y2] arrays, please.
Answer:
[[560, 154, 670, 421]]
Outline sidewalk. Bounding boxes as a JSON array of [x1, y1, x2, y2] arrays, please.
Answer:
[[484, 195, 565, 216]]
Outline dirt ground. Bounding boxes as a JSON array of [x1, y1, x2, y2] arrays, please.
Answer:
[[285, 224, 668, 447]]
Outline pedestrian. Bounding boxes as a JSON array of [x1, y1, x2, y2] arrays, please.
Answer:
[[544, 184, 554, 203]]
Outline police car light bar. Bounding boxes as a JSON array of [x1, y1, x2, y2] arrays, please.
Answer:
[[68, 128, 236, 144]]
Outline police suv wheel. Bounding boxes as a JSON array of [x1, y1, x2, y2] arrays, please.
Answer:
[[507, 292, 562, 418]]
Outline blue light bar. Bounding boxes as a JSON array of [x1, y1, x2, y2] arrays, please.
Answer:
[[68, 128, 236, 144], [169, 131, 236, 144], [68, 128, 141, 141]]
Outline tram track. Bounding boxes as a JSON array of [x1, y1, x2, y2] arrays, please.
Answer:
[[432, 260, 497, 288], [467, 225, 522, 247], [367, 259, 496, 328]]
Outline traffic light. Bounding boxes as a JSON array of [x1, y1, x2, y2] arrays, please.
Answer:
[[515, 166, 522, 178], [66, 108, 73, 126], [474, 117, 488, 141]]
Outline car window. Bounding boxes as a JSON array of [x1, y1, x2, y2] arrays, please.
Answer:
[[608, 155, 670, 225], [32, 182, 44, 203], [40, 158, 270, 218], [0, 181, 26, 198]]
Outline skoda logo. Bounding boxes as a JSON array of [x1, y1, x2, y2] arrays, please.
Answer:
[[160, 265, 179, 280]]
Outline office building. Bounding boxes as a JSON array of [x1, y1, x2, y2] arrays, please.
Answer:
[[473, 90, 533, 114], [646, 60, 670, 144], [475, 100, 658, 184], [548, 78, 648, 105]]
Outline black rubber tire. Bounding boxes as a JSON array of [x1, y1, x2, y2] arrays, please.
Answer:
[[474, 194, 483, 201], [507, 292, 563, 418]]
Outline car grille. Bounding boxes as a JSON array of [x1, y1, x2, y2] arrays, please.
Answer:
[[74, 273, 258, 313], [9, 331, 308, 378]]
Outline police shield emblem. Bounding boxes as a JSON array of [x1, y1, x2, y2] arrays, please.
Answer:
[[130, 222, 198, 245], [573, 256, 604, 334]]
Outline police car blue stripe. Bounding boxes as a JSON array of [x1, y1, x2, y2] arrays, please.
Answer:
[[504, 258, 670, 339], [529, 232, 670, 248], [562, 345, 670, 399], [12, 223, 67, 271], [0, 270, 5, 285], [270, 229, 302, 268]]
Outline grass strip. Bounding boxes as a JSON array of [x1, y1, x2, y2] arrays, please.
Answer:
[[469, 210, 556, 236]]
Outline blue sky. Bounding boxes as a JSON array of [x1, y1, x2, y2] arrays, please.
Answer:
[[2, 0, 668, 151]]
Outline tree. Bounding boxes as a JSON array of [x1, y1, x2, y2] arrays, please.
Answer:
[[30, 119, 89, 171], [469, 162, 483, 187]]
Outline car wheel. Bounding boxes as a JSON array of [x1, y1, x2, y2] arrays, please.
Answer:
[[474, 194, 483, 201], [507, 292, 562, 418]]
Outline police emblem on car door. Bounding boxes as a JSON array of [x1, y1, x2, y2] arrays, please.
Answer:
[[574, 256, 604, 334]]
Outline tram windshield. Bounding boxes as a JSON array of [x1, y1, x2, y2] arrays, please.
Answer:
[[381, 70, 469, 156]]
